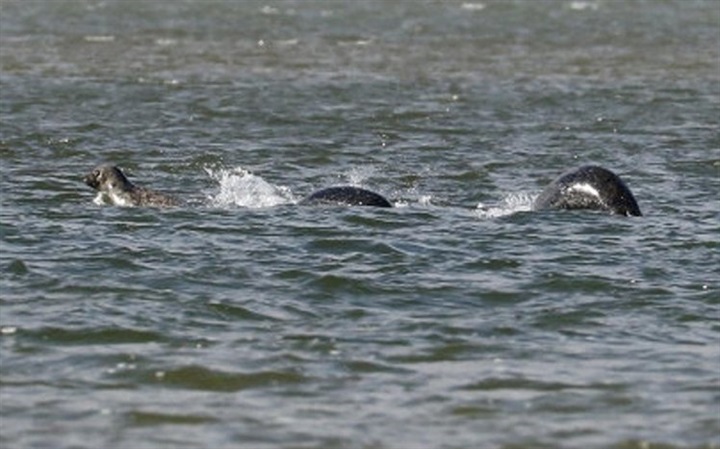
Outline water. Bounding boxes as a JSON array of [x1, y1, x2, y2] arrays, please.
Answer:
[[1, 1, 719, 448]]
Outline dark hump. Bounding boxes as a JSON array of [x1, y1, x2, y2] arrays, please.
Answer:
[[533, 165, 642, 216], [300, 186, 393, 207]]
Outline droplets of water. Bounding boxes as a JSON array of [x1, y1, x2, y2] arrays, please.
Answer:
[[343, 166, 377, 187], [205, 166, 296, 208]]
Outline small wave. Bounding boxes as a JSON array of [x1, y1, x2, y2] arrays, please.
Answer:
[[205, 166, 296, 208], [475, 192, 536, 219]]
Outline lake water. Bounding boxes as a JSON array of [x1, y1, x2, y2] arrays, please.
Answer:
[[1, 1, 719, 448]]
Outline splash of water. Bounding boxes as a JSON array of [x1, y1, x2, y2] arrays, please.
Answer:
[[344, 166, 376, 186], [205, 166, 296, 208], [475, 192, 536, 218]]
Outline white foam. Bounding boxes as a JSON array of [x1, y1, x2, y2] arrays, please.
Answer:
[[259, 5, 280, 15], [475, 192, 536, 219], [461, 2, 486, 11], [93, 191, 133, 207], [93, 192, 107, 206], [391, 194, 431, 209], [205, 166, 296, 208], [83, 35, 115, 43], [418, 195, 433, 206], [569, 1, 599, 11]]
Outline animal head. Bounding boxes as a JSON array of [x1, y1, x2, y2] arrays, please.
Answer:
[[84, 164, 134, 192]]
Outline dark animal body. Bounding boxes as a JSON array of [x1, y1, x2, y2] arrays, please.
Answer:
[[533, 165, 642, 216], [83, 164, 641, 216], [300, 186, 393, 207], [83, 164, 179, 208]]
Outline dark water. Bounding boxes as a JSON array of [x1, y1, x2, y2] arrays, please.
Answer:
[[1, 1, 719, 448]]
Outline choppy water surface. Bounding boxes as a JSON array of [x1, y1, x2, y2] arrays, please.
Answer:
[[1, 1, 719, 448]]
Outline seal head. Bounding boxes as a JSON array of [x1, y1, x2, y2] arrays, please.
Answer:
[[84, 164, 179, 208], [300, 186, 392, 207], [533, 165, 641, 216]]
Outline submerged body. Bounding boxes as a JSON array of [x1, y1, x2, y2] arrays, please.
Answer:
[[83, 164, 179, 208], [300, 186, 393, 207], [533, 165, 642, 216]]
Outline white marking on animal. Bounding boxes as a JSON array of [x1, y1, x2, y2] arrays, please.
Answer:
[[568, 182, 600, 198]]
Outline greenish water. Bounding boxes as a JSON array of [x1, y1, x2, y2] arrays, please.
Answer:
[[1, 1, 719, 448]]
